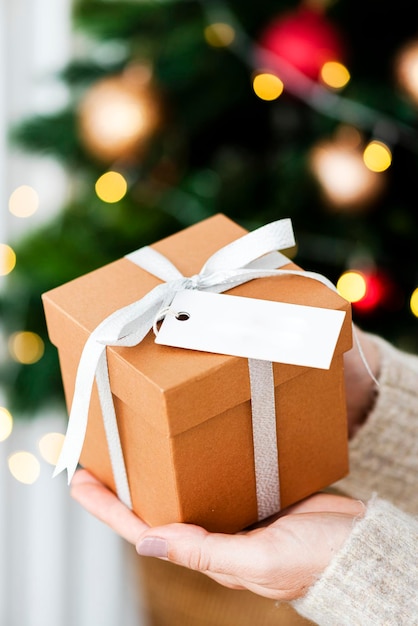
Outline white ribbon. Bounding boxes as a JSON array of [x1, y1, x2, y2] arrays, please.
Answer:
[[53, 217, 341, 518], [248, 358, 280, 520]]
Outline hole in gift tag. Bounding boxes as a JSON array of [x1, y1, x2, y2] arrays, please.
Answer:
[[175, 311, 190, 321], [153, 307, 190, 337]]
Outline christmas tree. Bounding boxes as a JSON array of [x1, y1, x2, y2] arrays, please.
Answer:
[[2, 0, 418, 418]]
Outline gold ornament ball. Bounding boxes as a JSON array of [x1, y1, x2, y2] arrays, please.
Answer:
[[78, 68, 161, 163]]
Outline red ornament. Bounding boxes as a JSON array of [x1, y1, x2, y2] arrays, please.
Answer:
[[258, 8, 345, 81], [352, 271, 402, 314]]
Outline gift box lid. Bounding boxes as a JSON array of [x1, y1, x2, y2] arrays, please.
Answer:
[[42, 214, 352, 437]]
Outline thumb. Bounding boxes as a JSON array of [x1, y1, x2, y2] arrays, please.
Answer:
[[134, 521, 337, 600], [136, 524, 256, 577]]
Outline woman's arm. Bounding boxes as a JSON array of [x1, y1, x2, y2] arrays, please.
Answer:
[[339, 332, 418, 515]]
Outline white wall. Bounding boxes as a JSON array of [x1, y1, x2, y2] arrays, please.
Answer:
[[0, 411, 143, 626], [0, 2, 146, 624]]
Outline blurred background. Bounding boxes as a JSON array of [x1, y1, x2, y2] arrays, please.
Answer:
[[1, 0, 418, 624]]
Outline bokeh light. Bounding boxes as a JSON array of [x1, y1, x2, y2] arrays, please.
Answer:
[[204, 22, 235, 47], [351, 272, 387, 313], [320, 61, 350, 89], [95, 171, 128, 203], [337, 271, 367, 302], [252, 73, 284, 100], [363, 140, 392, 172], [8, 452, 41, 484], [38, 432, 65, 465], [394, 39, 418, 106], [0, 407, 13, 442], [0, 243, 17, 276], [410, 287, 418, 317], [78, 70, 161, 163], [310, 136, 385, 209], [9, 331, 45, 364], [8, 185, 40, 218]]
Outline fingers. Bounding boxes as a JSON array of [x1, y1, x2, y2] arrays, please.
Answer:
[[135, 522, 318, 601], [70, 469, 149, 544], [70, 472, 365, 603], [135, 522, 299, 599], [137, 523, 257, 577], [252, 493, 366, 529], [134, 493, 365, 574]]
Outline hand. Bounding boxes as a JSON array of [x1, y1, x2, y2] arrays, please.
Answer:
[[71, 469, 365, 601], [344, 326, 380, 438]]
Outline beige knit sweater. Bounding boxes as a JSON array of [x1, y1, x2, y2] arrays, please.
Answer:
[[293, 335, 418, 624]]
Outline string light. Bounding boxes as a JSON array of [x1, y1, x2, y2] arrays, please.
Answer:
[[0, 407, 13, 442], [320, 61, 350, 89], [78, 67, 161, 163], [38, 432, 65, 465], [351, 272, 387, 313], [309, 131, 385, 209], [8, 451, 41, 484], [8, 331, 45, 364], [339, 269, 400, 314], [363, 140, 392, 172], [204, 22, 235, 47], [8, 185, 39, 218], [410, 287, 418, 317], [0, 243, 16, 276], [394, 40, 418, 107], [95, 171, 128, 203], [337, 270, 367, 302], [252, 72, 284, 100]]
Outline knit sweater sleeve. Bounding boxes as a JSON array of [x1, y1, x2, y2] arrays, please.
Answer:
[[292, 336, 418, 624], [292, 497, 418, 624], [336, 333, 418, 513]]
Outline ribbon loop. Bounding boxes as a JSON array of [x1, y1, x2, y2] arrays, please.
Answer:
[[125, 246, 184, 281], [200, 218, 295, 274]]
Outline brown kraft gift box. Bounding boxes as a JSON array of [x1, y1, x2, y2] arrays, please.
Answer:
[[42, 214, 352, 533]]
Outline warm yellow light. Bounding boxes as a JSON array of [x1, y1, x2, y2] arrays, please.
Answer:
[[0, 407, 13, 442], [252, 73, 284, 101], [320, 61, 350, 89], [337, 271, 367, 302], [204, 22, 235, 47], [310, 139, 384, 209], [363, 141, 392, 172], [9, 331, 45, 364], [410, 287, 418, 317], [38, 432, 65, 465], [0, 243, 16, 276], [95, 171, 128, 203], [395, 40, 418, 106], [8, 451, 41, 484], [9, 185, 40, 218], [78, 71, 161, 163]]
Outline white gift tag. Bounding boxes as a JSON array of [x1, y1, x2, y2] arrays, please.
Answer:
[[155, 290, 346, 369]]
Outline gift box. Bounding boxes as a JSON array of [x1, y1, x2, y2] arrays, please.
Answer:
[[42, 214, 352, 533]]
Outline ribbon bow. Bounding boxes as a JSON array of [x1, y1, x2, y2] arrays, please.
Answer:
[[54, 218, 341, 518]]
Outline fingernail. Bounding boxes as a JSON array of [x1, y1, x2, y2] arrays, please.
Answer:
[[136, 537, 168, 558]]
